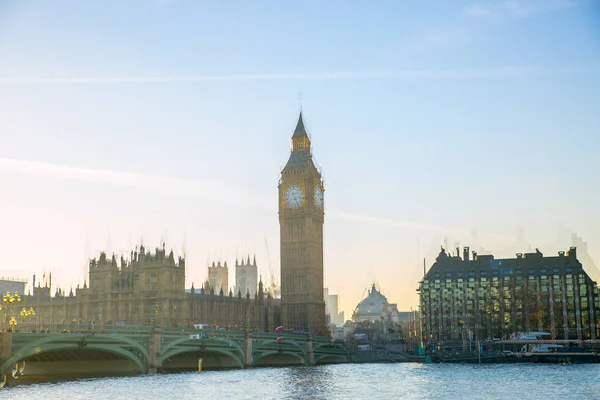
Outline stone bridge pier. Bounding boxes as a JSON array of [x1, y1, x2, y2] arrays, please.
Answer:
[[307, 335, 315, 365], [245, 332, 253, 368], [0, 332, 14, 388], [0, 332, 12, 361], [148, 327, 162, 374]]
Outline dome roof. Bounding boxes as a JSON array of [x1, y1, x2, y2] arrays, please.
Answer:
[[354, 284, 390, 318]]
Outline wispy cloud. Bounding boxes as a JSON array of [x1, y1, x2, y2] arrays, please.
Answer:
[[0, 64, 597, 85], [1, 156, 194, 187], [465, 0, 590, 20], [0, 157, 271, 209], [330, 211, 516, 242], [1, 157, 517, 241], [330, 211, 455, 233]]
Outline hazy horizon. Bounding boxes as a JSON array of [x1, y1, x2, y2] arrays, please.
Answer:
[[1, 0, 599, 316]]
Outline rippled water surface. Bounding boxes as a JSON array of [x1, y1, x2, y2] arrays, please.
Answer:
[[5, 363, 600, 400]]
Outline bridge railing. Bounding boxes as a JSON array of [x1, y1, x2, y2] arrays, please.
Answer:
[[253, 332, 309, 341], [12, 325, 340, 347], [13, 324, 154, 335], [162, 327, 247, 339]]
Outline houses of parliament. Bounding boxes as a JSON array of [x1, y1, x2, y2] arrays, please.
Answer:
[[20, 245, 275, 332], [15, 113, 328, 335]]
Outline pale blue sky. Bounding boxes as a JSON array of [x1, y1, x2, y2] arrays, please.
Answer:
[[0, 0, 599, 313]]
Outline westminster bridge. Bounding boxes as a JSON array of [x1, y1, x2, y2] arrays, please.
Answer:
[[0, 326, 349, 388]]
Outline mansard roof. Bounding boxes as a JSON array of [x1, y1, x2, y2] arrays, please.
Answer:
[[424, 246, 588, 281]]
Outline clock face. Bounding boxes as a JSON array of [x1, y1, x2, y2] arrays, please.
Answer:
[[285, 184, 304, 209], [314, 186, 324, 210]]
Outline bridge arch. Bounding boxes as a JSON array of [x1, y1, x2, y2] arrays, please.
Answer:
[[161, 336, 244, 358], [161, 346, 243, 369], [161, 336, 244, 370], [0, 342, 147, 377], [1, 334, 149, 377], [252, 337, 309, 366], [7, 334, 149, 363]]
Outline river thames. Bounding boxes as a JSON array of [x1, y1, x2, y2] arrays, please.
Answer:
[[4, 363, 600, 399]]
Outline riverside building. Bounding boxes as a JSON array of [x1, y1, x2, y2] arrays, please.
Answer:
[[419, 246, 600, 343]]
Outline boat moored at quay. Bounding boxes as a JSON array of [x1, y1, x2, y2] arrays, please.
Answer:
[[427, 332, 600, 364]]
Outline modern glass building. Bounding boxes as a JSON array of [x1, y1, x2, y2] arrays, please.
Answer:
[[418, 247, 600, 343]]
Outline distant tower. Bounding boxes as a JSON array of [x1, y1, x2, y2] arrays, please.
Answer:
[[278, 112, 326, 334], [235, 255, 258, 298], [208, 261, 229, 294]]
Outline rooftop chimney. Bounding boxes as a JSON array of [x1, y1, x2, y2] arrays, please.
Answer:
[[463, 247, 470, 261]]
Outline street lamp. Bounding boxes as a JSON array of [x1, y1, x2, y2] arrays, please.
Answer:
[[3, 291, 22, 304], [149, 303, 160, 326], [9, 316, 17, 331], [19, 306, 35, 331], [2, 291, 22, 325], [244, 311, 251, 333]]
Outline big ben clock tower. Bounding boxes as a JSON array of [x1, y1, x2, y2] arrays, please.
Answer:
[[279, 112, 326, 335]]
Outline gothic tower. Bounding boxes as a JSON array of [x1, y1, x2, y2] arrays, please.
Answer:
[[278, 112, 326, 334]]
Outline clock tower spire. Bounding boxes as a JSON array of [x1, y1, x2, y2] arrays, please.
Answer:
[[292, 112, 311, 152], [278, 112, 326, 335]]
